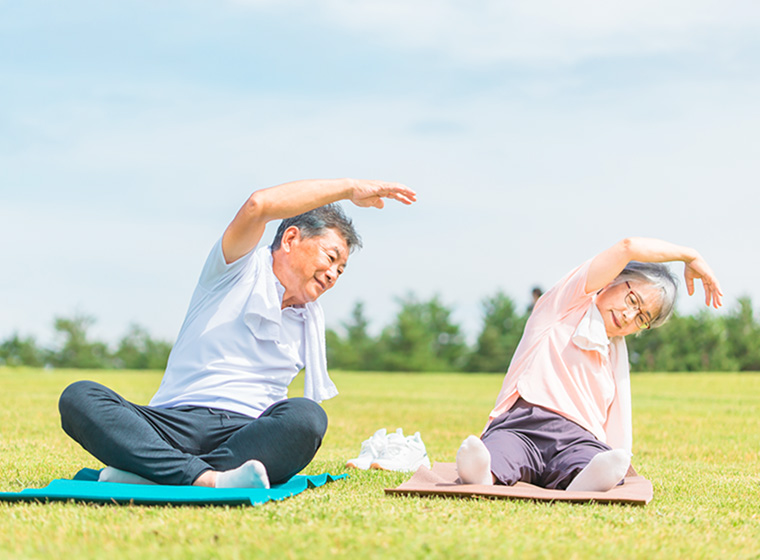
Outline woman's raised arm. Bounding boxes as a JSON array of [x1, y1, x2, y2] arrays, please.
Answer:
[[586, 237, 723, 308]]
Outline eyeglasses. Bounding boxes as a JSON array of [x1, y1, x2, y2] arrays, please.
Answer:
[[624, 282, 652, 330]]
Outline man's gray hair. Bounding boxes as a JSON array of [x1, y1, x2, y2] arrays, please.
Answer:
[[271, 203, 362, 252], [609, 261, 679, 328]]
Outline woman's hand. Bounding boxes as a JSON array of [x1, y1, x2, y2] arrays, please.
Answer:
[[684, 256, 723, 308], [348, 180, 417, 209]]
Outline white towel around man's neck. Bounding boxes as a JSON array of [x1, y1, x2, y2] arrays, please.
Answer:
[[244, 247, 338, 403], [303, 301, 338, 402]]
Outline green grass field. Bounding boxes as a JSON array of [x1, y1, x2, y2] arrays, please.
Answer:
[[1, 368, 758, 559]]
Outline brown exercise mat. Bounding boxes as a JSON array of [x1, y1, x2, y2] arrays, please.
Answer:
[[385, 462, 653, 505]]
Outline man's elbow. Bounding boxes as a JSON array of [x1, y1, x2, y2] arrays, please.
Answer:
[[242, 190, 270, 222]]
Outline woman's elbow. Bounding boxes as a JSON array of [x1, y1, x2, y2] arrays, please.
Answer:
[[616, 237, 637, 257]]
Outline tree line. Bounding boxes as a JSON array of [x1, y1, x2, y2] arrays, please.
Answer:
[[0, 315, 173, 370], [2, 294, 759, 372], [326, 294, 760, 373]]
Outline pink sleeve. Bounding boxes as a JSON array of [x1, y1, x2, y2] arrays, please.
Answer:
[[486, 259, 595, 425], [532, 259, 594, 319]]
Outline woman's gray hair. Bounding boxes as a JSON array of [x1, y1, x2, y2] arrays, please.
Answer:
[[271, 203, 363, 252], [609, 261, 679, 328]]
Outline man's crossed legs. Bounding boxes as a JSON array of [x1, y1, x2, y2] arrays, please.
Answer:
[[58, 381, 327, 487]]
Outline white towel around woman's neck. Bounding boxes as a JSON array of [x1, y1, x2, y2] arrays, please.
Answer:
[[571, 303, 632, 453]]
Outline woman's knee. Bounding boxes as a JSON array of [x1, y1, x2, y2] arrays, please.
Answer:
[[482, 432, 542, 486], [541, 443, 610, 489]]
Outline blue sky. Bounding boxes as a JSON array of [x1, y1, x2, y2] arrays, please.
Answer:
[[2, 0, 759, 346]]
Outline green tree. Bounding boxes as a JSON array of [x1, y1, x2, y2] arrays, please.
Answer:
[[628, 311, 739, 372], [326, 302, 381, 371], [377, 294, 467, 372], [627, 318, 670, 372], [465, 291, 526, 373], [325, 328, 347, 368], [114, 324, 173, 370], [49, 314, 114, 369], [0, 333, 46, 367], [723, 296, 760, 371], [680, 312, 737, 371]]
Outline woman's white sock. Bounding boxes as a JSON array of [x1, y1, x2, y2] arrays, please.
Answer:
[[98, 466, 157, 485], [566, 449, 631, 492], [215, 459, 270, 489], [456, 435, 493, 485]]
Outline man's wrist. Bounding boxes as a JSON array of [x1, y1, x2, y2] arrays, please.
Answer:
[[339, 178, 355, 199]]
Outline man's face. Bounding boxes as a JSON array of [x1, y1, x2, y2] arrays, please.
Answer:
[[274, 227, 349, 307]]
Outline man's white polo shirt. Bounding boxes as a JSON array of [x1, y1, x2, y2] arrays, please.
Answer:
[[150, 239, 336, 418]]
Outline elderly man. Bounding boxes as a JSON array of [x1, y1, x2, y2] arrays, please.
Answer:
[[59, 178, 416, 488]]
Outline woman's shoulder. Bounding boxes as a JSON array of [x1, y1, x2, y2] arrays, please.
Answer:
[[535, 259, 594, 313]]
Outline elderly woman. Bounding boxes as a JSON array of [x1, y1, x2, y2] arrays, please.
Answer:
[[456, 237, 723, 492]]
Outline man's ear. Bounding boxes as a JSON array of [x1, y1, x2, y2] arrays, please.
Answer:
[[280, 226, 301, 253]]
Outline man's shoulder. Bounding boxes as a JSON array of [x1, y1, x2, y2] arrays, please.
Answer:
[[199, 242, 271, 291]]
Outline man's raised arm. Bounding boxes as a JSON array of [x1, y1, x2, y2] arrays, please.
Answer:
[[221, 178, 416, 265]]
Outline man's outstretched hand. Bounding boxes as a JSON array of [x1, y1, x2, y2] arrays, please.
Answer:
[[348, 179, 417, 209]]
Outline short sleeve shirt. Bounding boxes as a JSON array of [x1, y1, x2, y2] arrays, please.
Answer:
[[149, 240, 309, 418], [488, 260, 619, 442]]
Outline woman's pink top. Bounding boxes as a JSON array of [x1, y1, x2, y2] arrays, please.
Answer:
[[488, 259, 630, 446]]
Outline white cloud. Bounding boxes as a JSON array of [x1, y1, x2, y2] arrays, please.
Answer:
[[3, 1, 759, 345], [234, 0, 760, 63]]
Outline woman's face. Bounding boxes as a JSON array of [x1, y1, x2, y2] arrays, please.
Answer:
[[595, 280, 661, 338]]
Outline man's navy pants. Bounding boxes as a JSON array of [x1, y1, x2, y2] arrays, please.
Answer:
[[59, 380, 327, 485]]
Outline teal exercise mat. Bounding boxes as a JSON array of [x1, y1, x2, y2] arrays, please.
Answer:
[[0, 468, 347, 506]]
